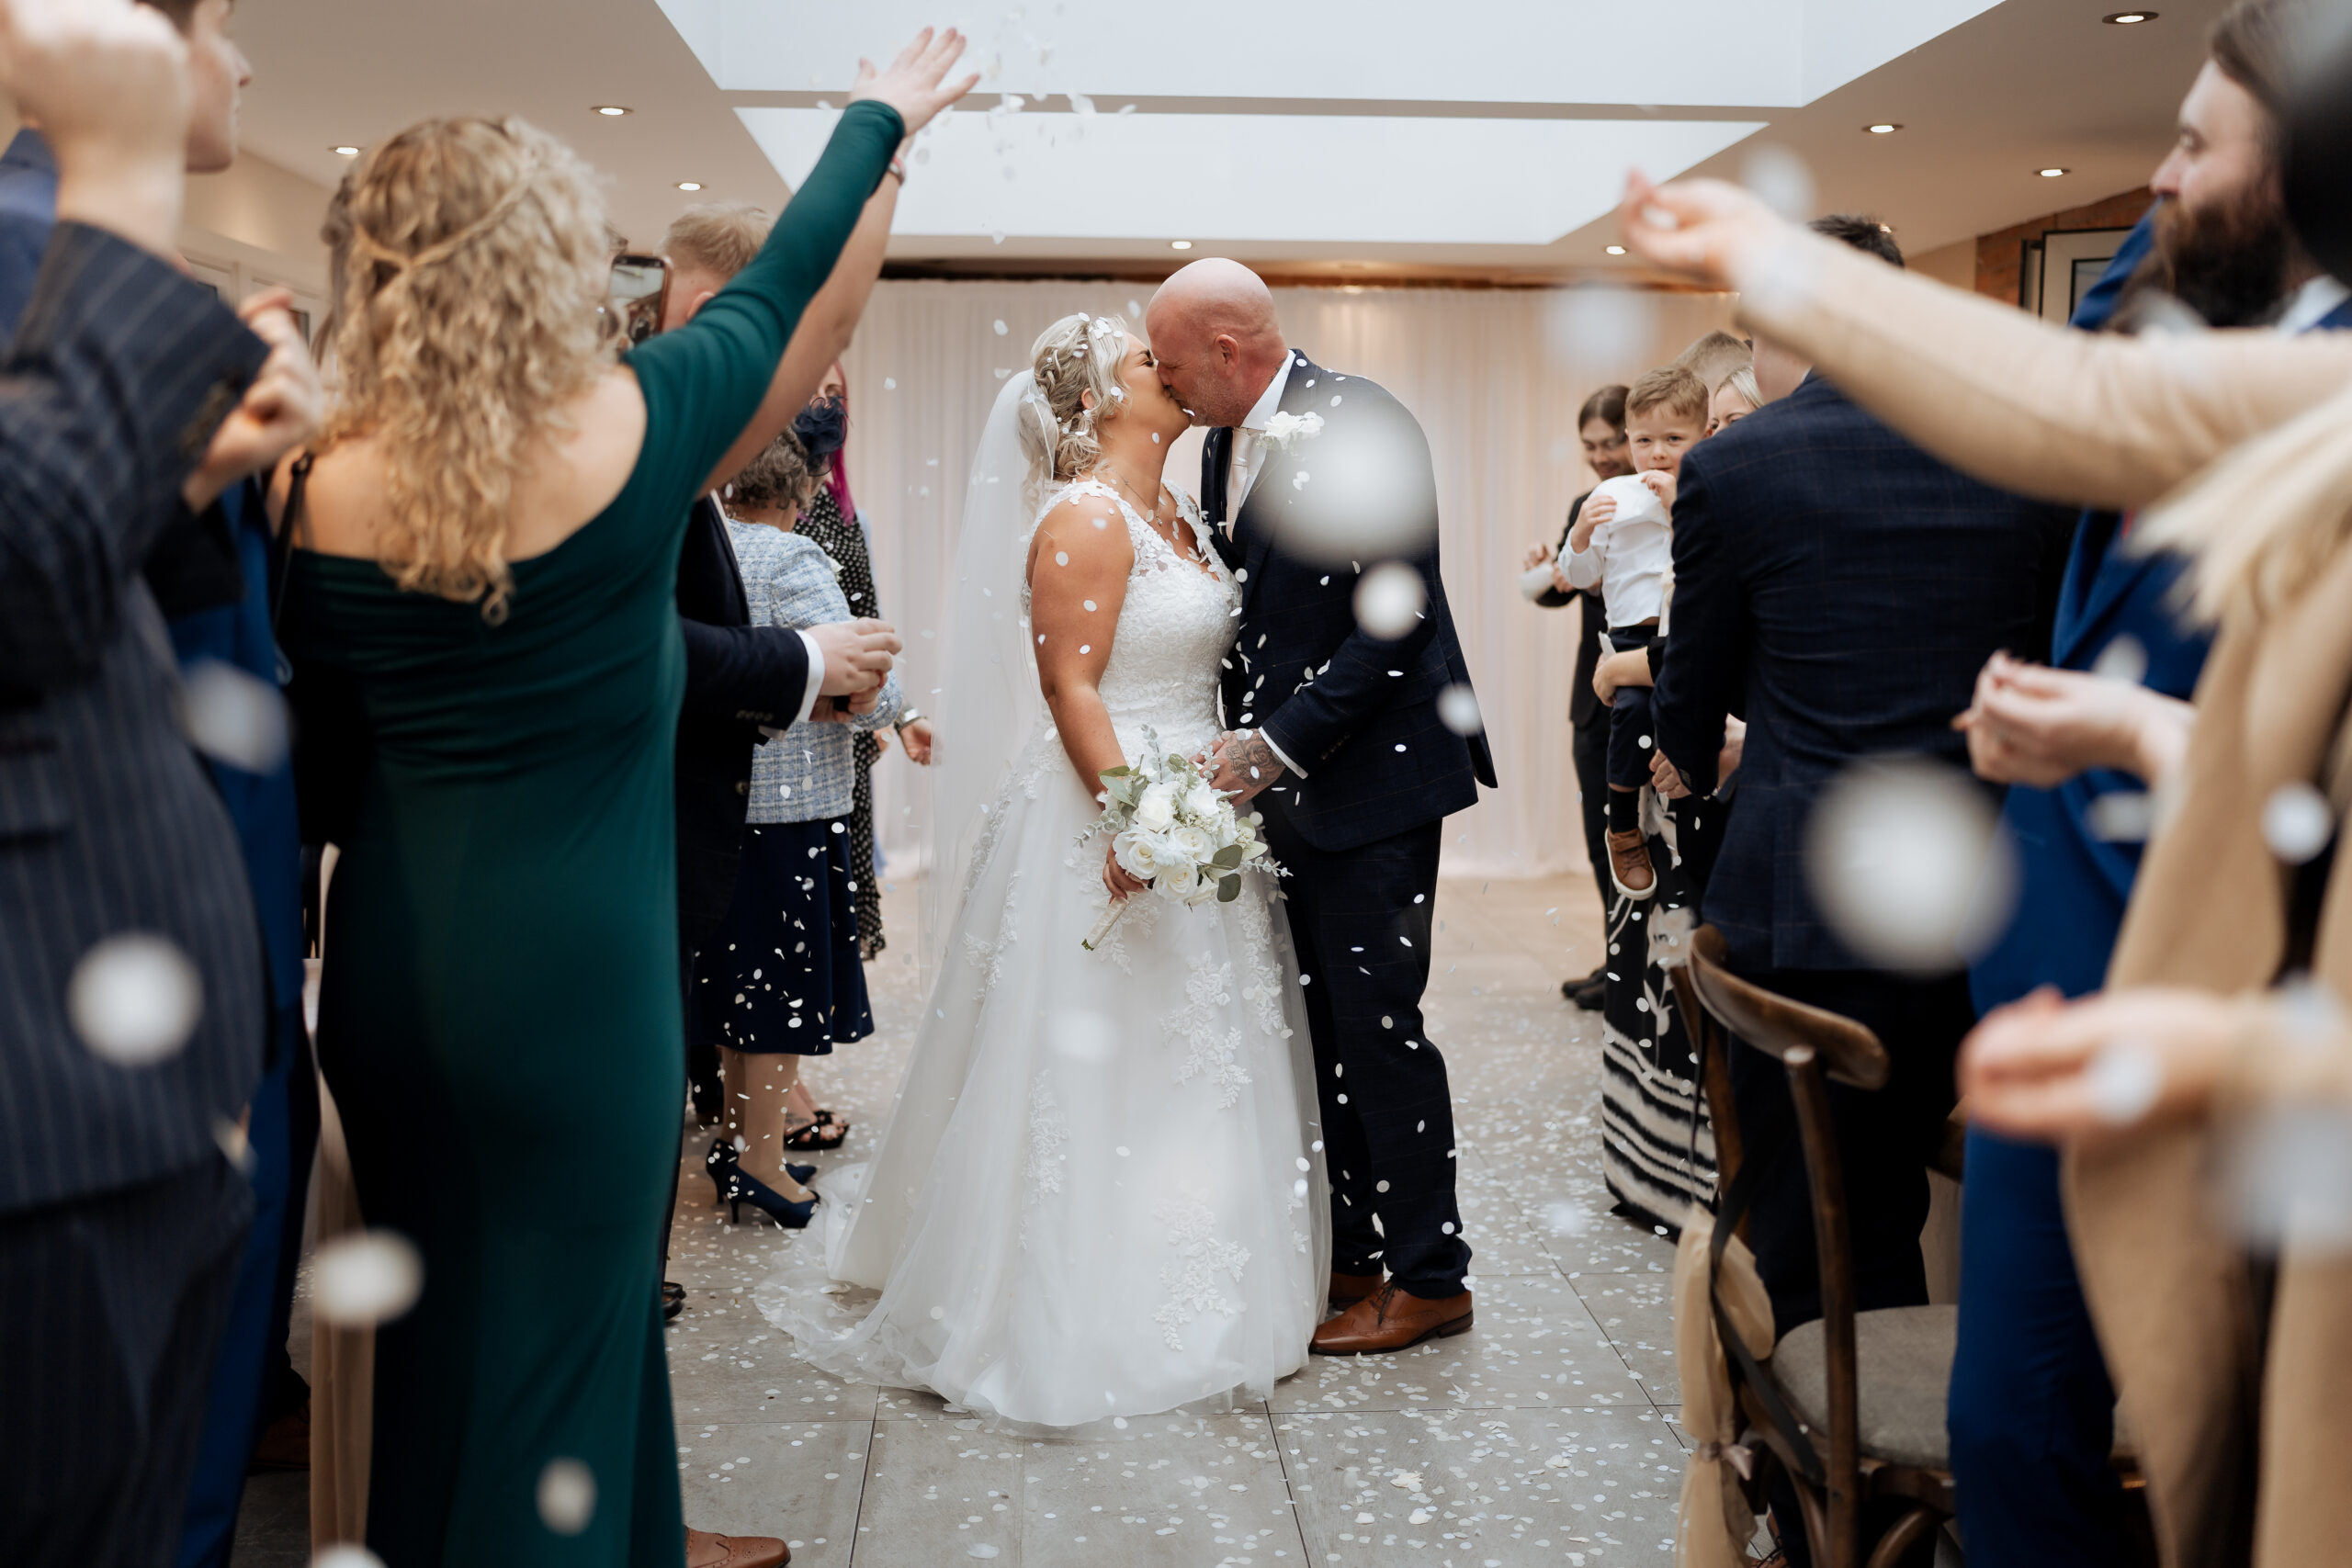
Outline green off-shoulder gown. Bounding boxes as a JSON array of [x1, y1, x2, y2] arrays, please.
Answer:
[[278, 103, 902, 1567]]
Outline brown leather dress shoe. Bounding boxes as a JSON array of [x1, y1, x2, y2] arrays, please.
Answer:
[[1310, 1281, 1474, 1356], [1605, 828, 1657, 900], [1328, 1269, 1385, 1311], [687, 1528, 789, 1568]]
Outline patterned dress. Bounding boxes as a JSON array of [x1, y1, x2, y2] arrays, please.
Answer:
[[794, 488, 888, 959]]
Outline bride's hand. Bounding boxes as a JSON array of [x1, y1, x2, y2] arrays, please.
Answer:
[[1615, 169, 1791, 291], [847, 27, 979, 138], [1103, 840, 1148, 901]]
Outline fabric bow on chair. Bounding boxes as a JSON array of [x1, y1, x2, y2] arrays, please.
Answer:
[[1675, 1204, 1776, 1568]]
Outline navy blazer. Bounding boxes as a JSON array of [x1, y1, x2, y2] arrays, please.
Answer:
[[1203, 354, 1496, 852], [0, 224, 270, 1212], [674, 496, 811, 943], [1969, 220, 2352, 1010], [1651, 374, 2075, 974]]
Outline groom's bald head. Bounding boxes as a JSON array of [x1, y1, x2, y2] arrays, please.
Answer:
[[1147, 258, 1291, 429]]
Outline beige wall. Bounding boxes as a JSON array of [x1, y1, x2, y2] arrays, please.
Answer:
[[1910, 238, 1975, 293], [0, 96, 331, 302]]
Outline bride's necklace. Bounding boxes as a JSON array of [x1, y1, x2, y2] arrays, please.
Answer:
[[1093, 462, 1166, 522]]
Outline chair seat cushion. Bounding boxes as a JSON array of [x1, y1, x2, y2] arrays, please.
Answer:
[[1769, 1304, 1957, 1470]]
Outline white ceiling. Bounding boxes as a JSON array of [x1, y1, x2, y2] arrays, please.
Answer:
[[231, 0, 2229, 279]]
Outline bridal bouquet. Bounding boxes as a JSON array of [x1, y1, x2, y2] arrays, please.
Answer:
[[1082, 729, 1277, 951]]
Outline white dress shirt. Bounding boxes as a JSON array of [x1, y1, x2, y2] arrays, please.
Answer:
[[1228, 354, 1306, 777], [1564, 474, 1673, 627], [1226, 353, 1296, 525], [2279, 275, 2351, 337]]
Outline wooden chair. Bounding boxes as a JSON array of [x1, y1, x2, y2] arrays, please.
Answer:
[[1668, 925, 1962, 1568]]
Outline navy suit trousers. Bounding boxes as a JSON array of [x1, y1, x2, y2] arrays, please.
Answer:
[[1262, 813, 1469, 1297], [1949, 1129, 2132, 1567]]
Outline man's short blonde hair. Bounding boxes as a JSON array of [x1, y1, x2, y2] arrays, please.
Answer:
[[662, 201, 774, 281], [1626, 366, 1711, 428]]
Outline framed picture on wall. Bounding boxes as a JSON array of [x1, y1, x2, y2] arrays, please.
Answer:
[[2021, 227, 2138, 322]]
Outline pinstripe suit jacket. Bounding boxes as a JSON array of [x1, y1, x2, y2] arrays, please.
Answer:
[[0, 222, 271, 1213]]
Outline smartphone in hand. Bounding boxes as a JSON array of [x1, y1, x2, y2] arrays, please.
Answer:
[[607, 254, 671, 344]]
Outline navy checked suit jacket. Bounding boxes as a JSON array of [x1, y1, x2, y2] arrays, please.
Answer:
[[1651, 373, 2075, 975], [0, 223, 270, 1213], [1203, 354, 1496, 853]]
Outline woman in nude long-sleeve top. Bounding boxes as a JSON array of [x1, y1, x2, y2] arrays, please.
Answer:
[[1614, 133, 2352, 1568]]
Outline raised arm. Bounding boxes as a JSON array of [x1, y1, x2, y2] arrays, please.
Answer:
[[1617, 174, 2352, 513], [633, 29, 976, 501]]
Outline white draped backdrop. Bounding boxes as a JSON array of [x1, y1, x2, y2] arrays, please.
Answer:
[[841, 279, 1736, 882]]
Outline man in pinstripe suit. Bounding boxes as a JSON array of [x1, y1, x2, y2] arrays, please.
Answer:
[[0, 4, 322, 1563]]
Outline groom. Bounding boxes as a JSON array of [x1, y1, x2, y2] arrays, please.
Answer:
[[1148, 259, 1498, 1354]]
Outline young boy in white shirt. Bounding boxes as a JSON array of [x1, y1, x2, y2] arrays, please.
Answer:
[[1563, 364, 1709, 898]]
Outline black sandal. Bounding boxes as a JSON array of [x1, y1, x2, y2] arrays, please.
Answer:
[[782, 1113, 848, 1152]]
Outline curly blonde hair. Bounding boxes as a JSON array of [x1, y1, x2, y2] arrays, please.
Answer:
[[321, 116, 616, 619], [1019, 312, 1132, 498]]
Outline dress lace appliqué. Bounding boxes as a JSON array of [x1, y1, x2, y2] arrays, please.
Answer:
[[1167, 952, 1251, 1108], [1153, 1195, 1250, 1352]]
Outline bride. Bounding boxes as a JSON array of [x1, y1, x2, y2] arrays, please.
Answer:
[[759, 312, 1328, 1433]]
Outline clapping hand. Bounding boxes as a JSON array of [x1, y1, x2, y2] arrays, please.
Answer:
[[0, 0, 192, 256], [848, 27, 980, 138], [187, 290, 326, 512], [810, 618, 901, 697], [1959, 985, 2245, 1142], [1951, 651, 2193, 789]]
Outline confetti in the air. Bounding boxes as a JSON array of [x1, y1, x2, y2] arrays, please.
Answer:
[[312, 1229, 424, 1327], [537, 1458, 596, 1535], [2263, 783, 2334, 863], [182, 658, 290, 773], [1353, 562, 1425, 639], [1437, 683, 1482, 736], [68, 932, 202, 1066], [1805, 758, 2018, 973]]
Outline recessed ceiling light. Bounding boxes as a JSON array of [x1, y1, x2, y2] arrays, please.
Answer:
[[677, 181, 704, 192], [1604, 244, 1627, 256], [2038, 167, 2070, 178], [2102, 11, 2156, 23], [1865, 123, 1902, 135], [594, 105, 631, 117], [332, 145, 360, 157], [1170, 240, 1193, 251]]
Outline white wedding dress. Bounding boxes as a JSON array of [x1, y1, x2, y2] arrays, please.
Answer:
[[758, 477, 1328, 1435]]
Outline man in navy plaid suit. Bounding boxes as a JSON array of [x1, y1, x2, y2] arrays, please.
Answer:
[[1149, 259, 1497, 1356], [0, 5, 321, 1562]]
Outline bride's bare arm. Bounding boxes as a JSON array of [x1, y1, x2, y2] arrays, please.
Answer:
[[1029, 492, 1136, 803]]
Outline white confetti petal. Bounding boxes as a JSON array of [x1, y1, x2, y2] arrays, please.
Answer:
[[311, 1230, 423, 1327], [537, 1458, 596, 1535], [68, 933, 202, 1066]]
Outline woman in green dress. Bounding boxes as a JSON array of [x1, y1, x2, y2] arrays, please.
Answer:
[[275, 35, 973, 1566]]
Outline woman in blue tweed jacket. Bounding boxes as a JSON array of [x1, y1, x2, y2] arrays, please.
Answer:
[[693, 433, 903, 1225]]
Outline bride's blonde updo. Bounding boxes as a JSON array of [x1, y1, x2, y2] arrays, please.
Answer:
[[1019, 311, 1131, 491], [321, 116, 616, 620]]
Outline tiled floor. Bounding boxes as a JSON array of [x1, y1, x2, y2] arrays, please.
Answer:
[[238, 871, 1696, 1567], [665, 871, 1689, 1568]]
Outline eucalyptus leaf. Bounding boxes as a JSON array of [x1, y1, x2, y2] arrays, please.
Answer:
[[1217, 874, 1242, 903], [1211, 845, 1245, 870]]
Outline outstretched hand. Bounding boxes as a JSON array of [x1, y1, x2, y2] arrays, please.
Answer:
[[1614, 169, 1790, 292], [848, 27, 979, 138]]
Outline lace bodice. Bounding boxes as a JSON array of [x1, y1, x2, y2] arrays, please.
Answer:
[[1025, 479, 1238, 757]]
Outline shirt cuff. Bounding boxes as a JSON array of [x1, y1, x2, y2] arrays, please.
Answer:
[[794, 630, 825, 726], [1261, 731, 1306, 779]]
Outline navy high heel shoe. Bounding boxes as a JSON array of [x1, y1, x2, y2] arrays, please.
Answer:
[[703, 1140, 820, 1228]]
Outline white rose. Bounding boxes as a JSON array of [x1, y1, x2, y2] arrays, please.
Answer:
[[1182, 778, 1223, 821], [1114, 829, 1161, 883], [1135, 783, 1179, 832], [1168, 824, 1217, 867]]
